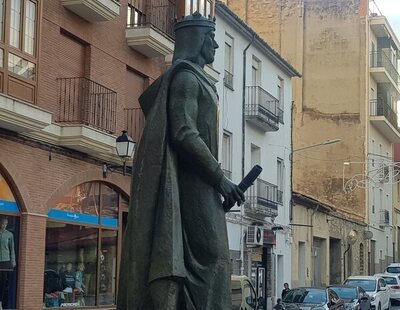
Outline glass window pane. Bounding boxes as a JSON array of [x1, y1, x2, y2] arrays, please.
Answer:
[[99, 230, 117, 305], [50, 183, 100, 225], [10, 0, 21, 49], [101, 184, 118, 227], [23, 0, 36, 55], [0, 215, 19, 310], [44, 223, 98, 308], [0, 0, 4, 41], [8, 52, 36, 81]]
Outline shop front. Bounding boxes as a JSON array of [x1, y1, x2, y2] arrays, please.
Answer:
[[0, 172, 19, 310], [43, 182, 128, 308]]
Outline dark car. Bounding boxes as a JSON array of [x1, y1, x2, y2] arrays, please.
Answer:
[[329, 285, 371, 310], [282, 287, 345, 310]]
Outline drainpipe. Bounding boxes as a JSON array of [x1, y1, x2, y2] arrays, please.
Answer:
[[240, 35, 255, 276], [343, 243, 351, 280]]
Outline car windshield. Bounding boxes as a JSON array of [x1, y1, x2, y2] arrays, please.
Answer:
[[382, 277, 397, 284], [387, 267, 400, 274], [344, 280, 376, 292], [330, 287, 357, 300], [283, 289, 327, 305]]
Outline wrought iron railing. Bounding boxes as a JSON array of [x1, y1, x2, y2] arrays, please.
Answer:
[[57, 77, 117, 133], [245, 86, 280, 127], [224, 70, 234, 90], [245, 178, 279, 212], [124, 107, 144, 144], [127, 1, 176, 39], [370, 99, 399, 131], [370, 51, 400, 85]]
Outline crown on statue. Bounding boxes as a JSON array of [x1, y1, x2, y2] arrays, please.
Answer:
[[174, 11, 216, 32]]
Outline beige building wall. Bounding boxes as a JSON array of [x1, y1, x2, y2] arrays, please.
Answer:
[[225, 0, 368, 222]]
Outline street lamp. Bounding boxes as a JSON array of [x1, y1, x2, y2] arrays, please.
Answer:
[[103, 130, 135, 177]]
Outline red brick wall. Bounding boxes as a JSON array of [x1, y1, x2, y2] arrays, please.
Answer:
[[0, 136, 130, 309], [38, 0, 165, 134]]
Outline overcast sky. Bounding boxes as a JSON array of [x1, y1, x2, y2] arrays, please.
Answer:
[[374, 0, 400, 39]]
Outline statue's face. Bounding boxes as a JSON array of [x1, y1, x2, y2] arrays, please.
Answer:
[[201, 30, 219, 65]]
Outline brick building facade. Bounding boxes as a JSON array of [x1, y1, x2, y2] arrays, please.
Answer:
[[0, 0, 216, 309]]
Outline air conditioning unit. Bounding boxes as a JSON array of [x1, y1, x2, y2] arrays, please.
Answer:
[[246, 226, 264, 247]]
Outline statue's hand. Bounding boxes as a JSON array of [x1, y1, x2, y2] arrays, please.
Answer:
[[216, 177, 245, 212]]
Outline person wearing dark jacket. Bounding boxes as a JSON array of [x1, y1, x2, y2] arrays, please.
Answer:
[[282, 283, 290, 300]]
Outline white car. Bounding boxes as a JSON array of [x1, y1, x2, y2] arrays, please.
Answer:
[[375, 274, 400, 306], [344, 276, 390, 310], [385, 263, 400, 275]]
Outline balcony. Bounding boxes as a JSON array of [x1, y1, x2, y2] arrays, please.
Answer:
[[245, 86, 279, 132], [244, 178, 279, 219], [0, 94, 52, 133], [370, 99, 400, 143], [124, 107, 144, 144], [126, 2, 175, 58], [60, 0, 120, 22], [370, 51, 400, 92]]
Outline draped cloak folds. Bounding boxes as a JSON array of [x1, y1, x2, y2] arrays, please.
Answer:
[[117, 60, 231, 309]]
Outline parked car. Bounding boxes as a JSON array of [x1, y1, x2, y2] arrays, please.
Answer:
[[282, 287, 345, 310], [344, 276, 390, 310], [375, 274, 400, 306], [231, 275, 259, 310], [385, 263, 400, 275], [329, 285, 371, 310]]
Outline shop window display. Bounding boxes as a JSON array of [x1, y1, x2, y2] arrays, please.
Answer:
[[44, 182, 123, 308], [0, 172, 20, 310]]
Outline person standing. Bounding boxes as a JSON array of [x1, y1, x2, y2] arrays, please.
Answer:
[[282, 283, 290, 300], [117, 12, 244, 310], [0, 217, 15, 310]]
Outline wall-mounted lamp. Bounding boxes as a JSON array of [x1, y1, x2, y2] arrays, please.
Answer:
[[103, 130, 135, 178]]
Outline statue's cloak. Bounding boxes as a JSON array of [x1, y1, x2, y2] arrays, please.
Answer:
[[117, 59, 231, 309]]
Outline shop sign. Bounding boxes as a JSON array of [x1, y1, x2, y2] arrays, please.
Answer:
[[263, 229, 276, 245], [252, 253, 262, 262], [48, 209, 118, 227], [0, 174, 19, 213]]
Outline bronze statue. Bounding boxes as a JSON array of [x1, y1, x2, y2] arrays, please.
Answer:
[[117, 12, 244, 310]]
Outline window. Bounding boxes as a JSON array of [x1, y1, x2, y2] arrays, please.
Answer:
[[277, 158, 284, 204], [44, 182, 128, 308], [224, 33, 234, 90], [251, 56, 261, 86], [222, 131, 232, 179], [0, 171, 20, 310], [277, 77, 284, 123], [185, 0, 212, 17], [127, 0, 146, 27]]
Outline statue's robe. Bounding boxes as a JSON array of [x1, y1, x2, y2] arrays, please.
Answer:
[[117, 60, 231, 310]]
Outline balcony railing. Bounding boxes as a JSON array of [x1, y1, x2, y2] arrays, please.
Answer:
[[245, 178, 279, 216], [124, 107, 144, 144], [370, 99, 399, 130], [127, 1, 176, 39], [224, 70, 234, 90], [245, 86, 280, 131], [57, 77, 117, 133], [370, 51, 400, 85]]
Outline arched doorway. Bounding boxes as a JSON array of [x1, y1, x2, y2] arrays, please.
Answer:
[[43, 182, 128, 308], [0, 171, 20, 310]]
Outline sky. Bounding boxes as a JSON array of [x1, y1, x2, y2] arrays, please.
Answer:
[[374, 0, 400, 39]]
